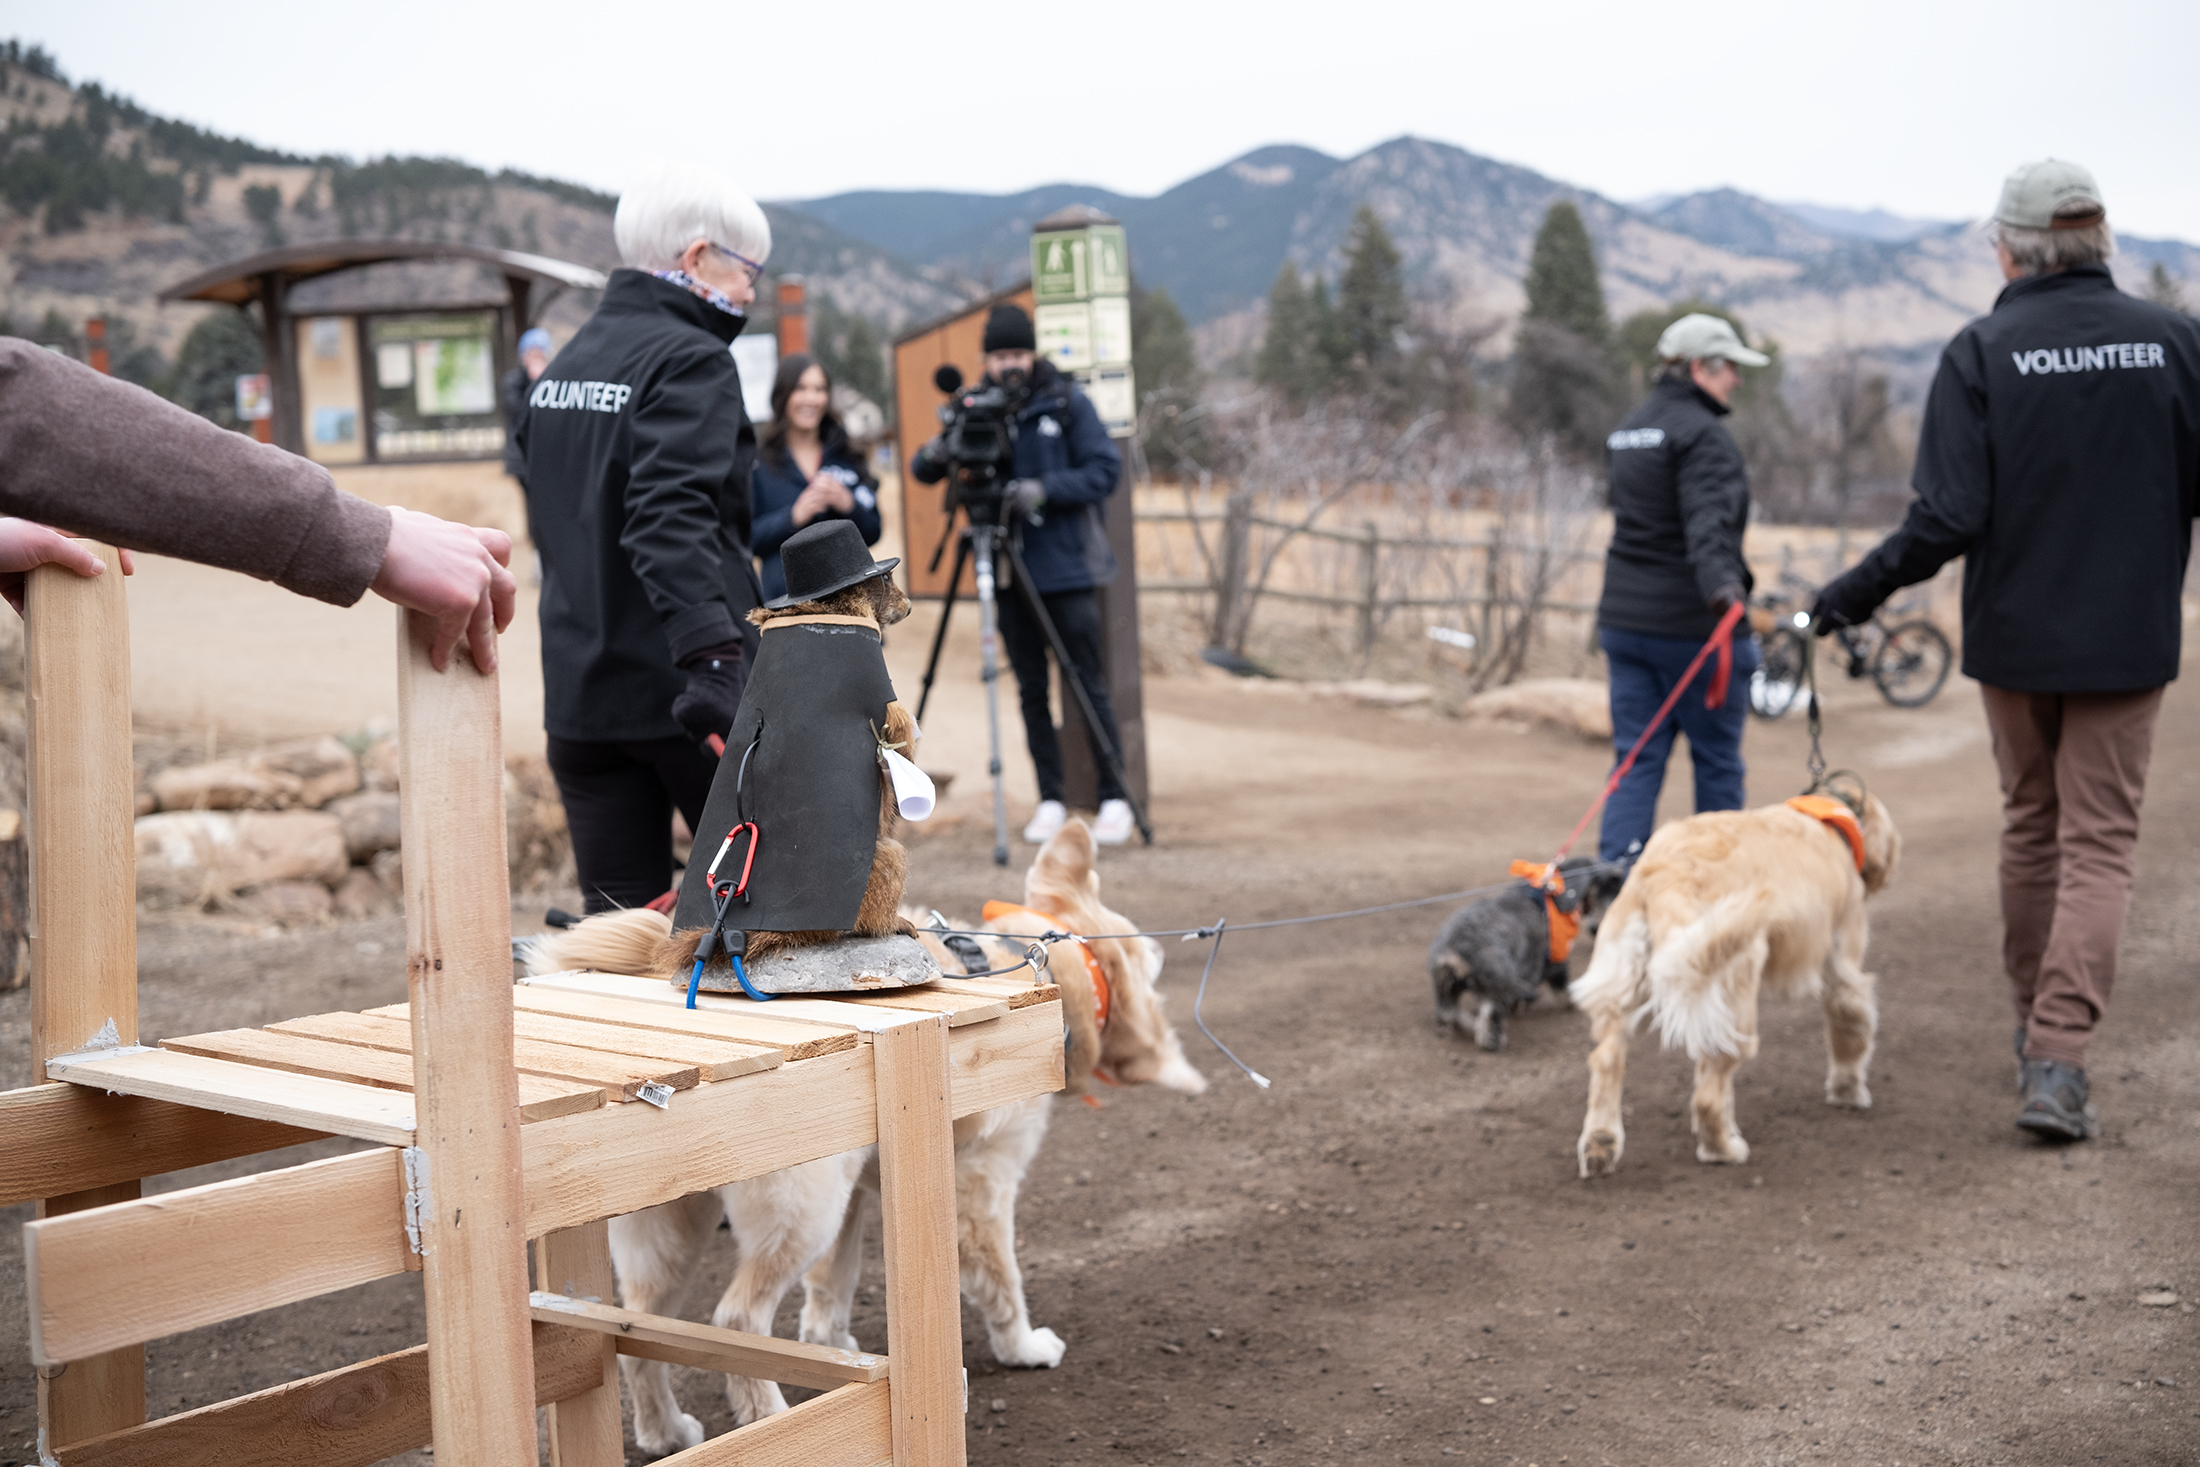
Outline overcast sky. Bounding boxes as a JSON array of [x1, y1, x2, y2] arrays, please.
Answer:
[[17, 0, 2200, 240]]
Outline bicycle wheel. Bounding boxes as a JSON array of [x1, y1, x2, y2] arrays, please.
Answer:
[[1871, 620, 1953, 708], [1749, 627, 1807, 719]]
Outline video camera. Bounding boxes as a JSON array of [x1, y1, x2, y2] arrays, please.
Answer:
[[917, 363, 1029, 522]]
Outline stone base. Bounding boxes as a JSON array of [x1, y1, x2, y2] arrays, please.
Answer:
[[678, 932, 942, 995]]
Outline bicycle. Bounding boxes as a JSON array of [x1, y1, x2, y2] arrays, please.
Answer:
[[1748, 573, 1953, 718]]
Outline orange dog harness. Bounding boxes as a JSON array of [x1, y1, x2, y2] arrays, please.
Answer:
[[1785, 795, 1866, 872], [981, 900, 1111, 1030], [1507, 860, 1581, 965]]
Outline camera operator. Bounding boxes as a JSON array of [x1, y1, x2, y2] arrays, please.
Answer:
[[515, 160, 769, 913], [911, 304, 1132, 845]]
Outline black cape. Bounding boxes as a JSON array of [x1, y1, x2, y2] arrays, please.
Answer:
[[673, 619, 896, 935]]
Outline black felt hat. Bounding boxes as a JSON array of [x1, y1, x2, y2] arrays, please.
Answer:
[[981, 304, 1036, 353], [767, 519, 899, 609]]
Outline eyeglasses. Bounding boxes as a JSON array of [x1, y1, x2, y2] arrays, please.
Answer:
[[710, 242, 765, 287]]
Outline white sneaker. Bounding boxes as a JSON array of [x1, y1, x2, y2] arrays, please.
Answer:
[[1022, 800, 1068, 845], [1092, 799, 1136, 846]]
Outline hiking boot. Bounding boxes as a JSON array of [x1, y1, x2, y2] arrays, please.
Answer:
[[2017, 1059, 2098, 1142], [1092, 799, 1136, 845], [1022, 800, 1068, 845]]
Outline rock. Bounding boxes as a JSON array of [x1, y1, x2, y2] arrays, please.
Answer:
[[251, 736, 360, 808], [134, 789, 155, 817], [681, 932, 941, 995], [148, 758, 299, 812], [361, 733, 401, 792], [236, 879, 334, 926], [1302, 679, 1434, 709], [332, 867, 394, 920], [370, 847, 404, 901], [329, 791, 403, 863], [2138, 1290, 2181, 1307], [134, 809, 350, 904], [505, 754, 571, 891], [1463, 678, 1613, 742]]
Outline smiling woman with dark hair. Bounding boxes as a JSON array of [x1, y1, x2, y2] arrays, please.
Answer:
[[749, 352, 881, 602]]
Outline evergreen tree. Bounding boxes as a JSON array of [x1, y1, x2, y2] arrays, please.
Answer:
[[1334, 205, 1406, 390], [1306, 276, 1347, 392], [2144, 261, 2190, 315], [243, 183, 284, 248], [1131, 284, 1201, 399], [1522, 200, 1610, 344], [168, 307, 264, 430], [1256, 262, 1311, 401], [1508, 199, 1620, 455]]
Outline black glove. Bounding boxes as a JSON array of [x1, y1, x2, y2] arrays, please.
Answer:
[[1707, 582, 1746, 614], [671, 641, 744, 743], [1809, 576, 1874, 636], [1003, 478, 1047, 522]]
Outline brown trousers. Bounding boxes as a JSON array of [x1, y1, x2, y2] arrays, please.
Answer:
[[1980, 683, 2164, 1067]]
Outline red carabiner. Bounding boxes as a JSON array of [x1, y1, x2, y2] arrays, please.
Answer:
[[713, 822, 760, 901]]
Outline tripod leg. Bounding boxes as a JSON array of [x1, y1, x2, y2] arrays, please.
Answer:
[[1002, 540, 1153, 845], [971, 529, 1012, 867], [913, 532, 970, 726]]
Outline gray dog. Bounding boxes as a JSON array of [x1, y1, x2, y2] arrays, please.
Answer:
[[1430, 856, 1627, 1051]]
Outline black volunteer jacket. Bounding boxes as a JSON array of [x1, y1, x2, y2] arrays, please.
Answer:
[[516, 271, 764, 742], [1826, 264, 2200, 692], [1597, 376, 1753, 641], [912, 360, 1123, 595]]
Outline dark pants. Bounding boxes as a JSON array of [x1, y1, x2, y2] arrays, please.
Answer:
[[546, 734, 718, 913], [1597, 624, 1759, 862], [1981, 683, 2163, 1067], [996, 583, 1127, 804]]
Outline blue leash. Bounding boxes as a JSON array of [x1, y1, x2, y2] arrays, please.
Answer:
[[687, 953, 773, 1008]]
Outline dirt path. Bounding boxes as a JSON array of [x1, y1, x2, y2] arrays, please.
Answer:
[[4, 606, 2196, 1466]]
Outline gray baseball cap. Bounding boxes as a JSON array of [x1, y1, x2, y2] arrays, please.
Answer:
[[1655, 313, 1769, 368], [1992, 159, 2105, 230]]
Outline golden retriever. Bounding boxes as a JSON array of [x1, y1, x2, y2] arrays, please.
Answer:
[[1569, 791, 1901, 1178], [522, 819, 1204, 1455]]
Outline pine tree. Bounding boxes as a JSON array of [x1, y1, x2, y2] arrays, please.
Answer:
[[1131, 284, 1200, 399], [1256, 262, 1310, 401], [1335, 205, 1406, 387], [1522, 200, 1610, 344], [168, 307, 264, 430], [2144, 261, 2190, 315]]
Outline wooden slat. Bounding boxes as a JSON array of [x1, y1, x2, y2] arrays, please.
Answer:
[[944, 976, 1060, 1009], [529, 1291, 887, 1389], [19, 1002, 1067, 1357], [25, 1149, 409, 1365], [395, 605, 536, 1465], [833, 988, 1010, 1021], [159, 1029, 603, 1122], [268, 1009, 700, 1101], [0, 1083, 322, 1212], [873, 1014, 964, 1467], [509, 985, 860, 1059], [52, 1321, 609, 1467], [46, 1048, 418, 1146], [366, 1001, 782, 1081], [521, 968, 987, 1032], [537, 1230, 622, 1467], [655, 1380, 893, 1467], [28, 543, 146, 1446]]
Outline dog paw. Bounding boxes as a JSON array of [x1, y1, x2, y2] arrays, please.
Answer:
[[636, 1413, 706, 1457], [1696, 1133, 1751, 1165], [994, 1325, 1067, 1368], [1578, 1129, 1623, 1178], [1826, 1074, 1872, 1109], [726, 1381, 790, 1427]]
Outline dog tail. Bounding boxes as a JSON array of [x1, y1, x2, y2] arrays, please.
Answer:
[[520, 906, 673, 978], [1566, 885, 1650, 1018], [1641, 890, 1773, 1060]]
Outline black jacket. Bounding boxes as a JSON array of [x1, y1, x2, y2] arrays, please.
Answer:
[[750, 428, 883, 602], [1596, 376, 1753, 640], [499, 364, 531, 480], [515, 271, 763, 741], [1825, 265, 2200, 692], [912, 360, 1122, 594]]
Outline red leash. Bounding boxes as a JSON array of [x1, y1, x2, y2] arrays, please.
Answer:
[[1542, 601, 1747, 869]]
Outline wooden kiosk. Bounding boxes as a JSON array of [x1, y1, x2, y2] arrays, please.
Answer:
[[7, 547, 1064, 1465]]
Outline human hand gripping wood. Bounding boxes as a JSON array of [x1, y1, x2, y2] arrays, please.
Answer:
[[0, 519, 133, 613], [371, 506, 517, 672]]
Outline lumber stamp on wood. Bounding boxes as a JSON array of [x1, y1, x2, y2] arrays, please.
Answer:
[[685, 931, 942, 995]]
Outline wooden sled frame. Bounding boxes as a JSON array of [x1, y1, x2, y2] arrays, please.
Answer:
[[8, 546, 1064, 1466]]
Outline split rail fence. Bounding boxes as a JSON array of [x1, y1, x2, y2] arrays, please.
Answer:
[[9, 544, 1064, 1466]]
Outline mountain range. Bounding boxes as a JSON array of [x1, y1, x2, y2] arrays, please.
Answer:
[[3, 43, 2193, 387]]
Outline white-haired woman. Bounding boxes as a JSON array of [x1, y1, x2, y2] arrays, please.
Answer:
[[514, 160, 774, 912]]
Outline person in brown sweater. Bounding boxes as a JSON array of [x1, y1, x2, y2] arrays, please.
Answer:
[[0, 339, 515, 670]]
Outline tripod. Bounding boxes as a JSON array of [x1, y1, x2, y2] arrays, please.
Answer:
[[914, 508, 1153, 866]]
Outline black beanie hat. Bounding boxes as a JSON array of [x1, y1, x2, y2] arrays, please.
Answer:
[[981, 304, 1036, 353]]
